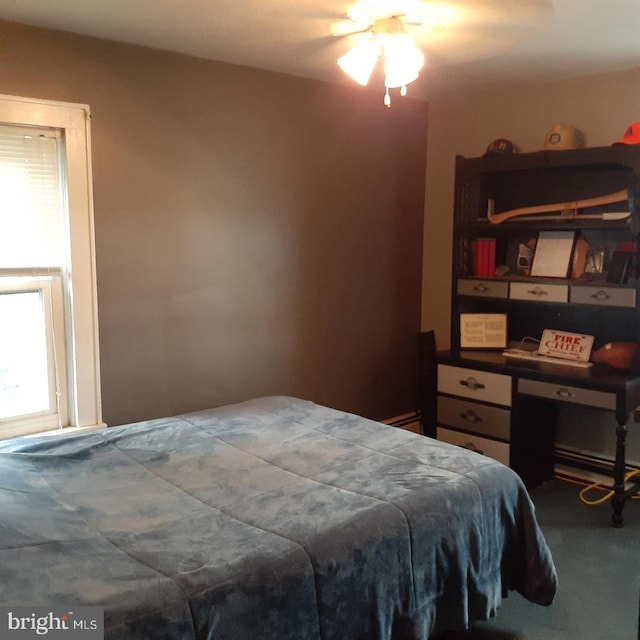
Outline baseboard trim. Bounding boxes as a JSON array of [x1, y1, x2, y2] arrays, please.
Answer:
[[383, 411, 422, 434], [554, 445, 640, 485]]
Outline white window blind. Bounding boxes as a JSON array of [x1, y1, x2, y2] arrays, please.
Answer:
[[0, 128, 66, 270]]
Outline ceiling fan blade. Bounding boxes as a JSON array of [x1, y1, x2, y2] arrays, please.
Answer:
[[346, 0, 452, 25], [330, 19, 373, 37]]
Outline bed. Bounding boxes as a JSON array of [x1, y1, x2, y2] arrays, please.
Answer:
[[0, 395, 557, 639]]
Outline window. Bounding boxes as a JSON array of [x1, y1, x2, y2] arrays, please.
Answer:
[[0, 95, 103, 439]]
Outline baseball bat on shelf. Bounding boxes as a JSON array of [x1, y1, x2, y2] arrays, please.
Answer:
[[487, 188, 628, 224]]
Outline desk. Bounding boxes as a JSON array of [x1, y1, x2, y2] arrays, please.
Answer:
[[437, 349, 640, 526]]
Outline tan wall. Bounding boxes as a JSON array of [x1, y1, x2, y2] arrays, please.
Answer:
[[422, 66, 640, 348], [0, 20, 428, 425]]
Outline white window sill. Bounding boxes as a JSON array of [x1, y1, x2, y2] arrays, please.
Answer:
[[24, 422, 108, 439]]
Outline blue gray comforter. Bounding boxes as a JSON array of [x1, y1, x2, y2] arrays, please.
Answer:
[[0, 396, 556, 639]]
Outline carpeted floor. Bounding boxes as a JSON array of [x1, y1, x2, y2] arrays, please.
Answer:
[[441, 477, 640, 640]]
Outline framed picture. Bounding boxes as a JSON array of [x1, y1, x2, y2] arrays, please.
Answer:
[[460, 313, 508, 350], [530, 231, 576, 278]]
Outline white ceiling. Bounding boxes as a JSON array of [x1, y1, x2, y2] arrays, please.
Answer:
[[1, 0, 639, 99]]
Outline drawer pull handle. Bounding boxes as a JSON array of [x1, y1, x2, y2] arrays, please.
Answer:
[[591, 290, 611, 301], [461, 410, 483, 423], [527, 286, 548, 296], [459, 377, 486, 390], [463, 442, 484, 455], [555, 387, 575, 400], [473, 283, 489, 293]]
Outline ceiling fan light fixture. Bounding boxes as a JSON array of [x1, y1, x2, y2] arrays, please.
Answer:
[[337, 39, 381, 86], [337, 13, 425, 106], [383, 33, 424, 89]]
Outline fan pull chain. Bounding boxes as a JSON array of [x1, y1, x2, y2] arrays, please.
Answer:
[[384, 85, 409, 106]]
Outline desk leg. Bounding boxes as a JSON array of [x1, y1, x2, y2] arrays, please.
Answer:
[[611, 420, 628, 527]]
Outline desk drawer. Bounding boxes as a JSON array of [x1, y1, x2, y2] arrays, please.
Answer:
[[509, 282, 568, 303], [518, 378, 616, 411], [438, 364, 512, 406], [437, 427, 510, 466], [437, 395, 510, 441], [570, 285, 636, 308], [457, 279, 509, 298]]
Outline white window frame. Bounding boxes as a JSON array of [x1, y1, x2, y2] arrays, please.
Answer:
[[0, 94, 104, 438], [0, 276, 67, 434]]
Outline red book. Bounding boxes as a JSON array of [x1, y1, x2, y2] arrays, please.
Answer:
[[480, 239, 489, 276], [487, 238, 496, 276], [476, 238, 495, 276]]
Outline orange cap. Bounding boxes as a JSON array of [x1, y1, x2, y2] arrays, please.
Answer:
[[613, 122, 640, 145]]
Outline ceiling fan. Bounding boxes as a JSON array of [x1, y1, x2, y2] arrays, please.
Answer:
[[333, 0, 553, 105], [332, 0, 458, 37]]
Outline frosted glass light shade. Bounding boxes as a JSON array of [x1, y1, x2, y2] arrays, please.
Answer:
[[383, 34, 424, 88], [337, 40, 381, 86]]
